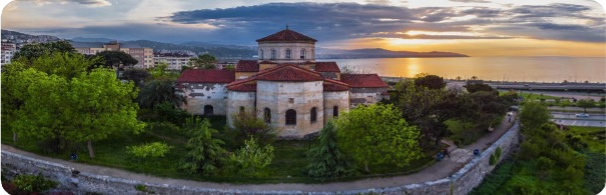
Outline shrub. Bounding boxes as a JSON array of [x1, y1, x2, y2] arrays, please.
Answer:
[[12, 173, 58, 193], [227, 112, 278, 148], [225, 137, 274, 177], [127, 142, 173, 159]]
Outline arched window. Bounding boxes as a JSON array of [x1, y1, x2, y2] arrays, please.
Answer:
[[300, 49, 306, 59], [264, 108, 271, 124], [285, 49, 291, 59], [310, 107, 317, 123], [239, 106, 245, 115], [271, 49, 276, 59], [260, 49, 264, 59], [333, 106, 339, 117], [286, 109, 297, 125], [204, 105, 214, 115]]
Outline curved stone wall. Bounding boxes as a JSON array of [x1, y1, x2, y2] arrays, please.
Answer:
[[1, 122, 520, 195]]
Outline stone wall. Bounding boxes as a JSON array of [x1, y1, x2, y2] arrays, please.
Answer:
[[181, 83, 228, 115], [349, 87, 387, 106], [258, 42, 315, 63], [1, 122, 520, 195]]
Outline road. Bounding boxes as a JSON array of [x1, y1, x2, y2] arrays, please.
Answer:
[[551, 112, 606, 127]]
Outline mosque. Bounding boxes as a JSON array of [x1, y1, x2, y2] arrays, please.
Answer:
[[176, 27, 389, 138]]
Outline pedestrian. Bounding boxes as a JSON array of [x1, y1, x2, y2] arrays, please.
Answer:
[[443, 148, 450, 158]]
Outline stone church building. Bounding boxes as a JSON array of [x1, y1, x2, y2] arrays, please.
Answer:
[[176, 28, 389, 138]]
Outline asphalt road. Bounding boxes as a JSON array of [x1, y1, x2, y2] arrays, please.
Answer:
[[551, 112, 606, 127], [551, 112, 606, 121]]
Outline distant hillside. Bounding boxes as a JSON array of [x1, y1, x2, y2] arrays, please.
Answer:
[[316, 48, 469, 58], [127, 40, 256, 59], [70, 37, 116, 42], [1, 29, 63, 42]]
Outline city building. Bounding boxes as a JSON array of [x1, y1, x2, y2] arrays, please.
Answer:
[[71, 41, 154, 69], [176, 28, 389, 138], [1, 41, 17, 66], [154, 52, 193, 70]]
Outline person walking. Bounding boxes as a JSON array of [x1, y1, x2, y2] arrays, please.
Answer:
[[443, 148, 451, 158]]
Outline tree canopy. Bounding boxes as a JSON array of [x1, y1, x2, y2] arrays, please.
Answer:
[[13, 40, 76, 61], [306, 121, 352, 180], [189, 54, 217, 69], [414, 74, 446, 90], [335, 104, 422, 172], [138, 79, 186, 109], [93, 50, 139, 69], [181, 118, 227, 175]]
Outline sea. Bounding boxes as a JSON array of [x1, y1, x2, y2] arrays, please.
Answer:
[[320, 57, 606, 83]]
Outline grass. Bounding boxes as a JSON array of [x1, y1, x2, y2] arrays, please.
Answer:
[[567, 126, 606, 155], [1, 116, 435, 184]]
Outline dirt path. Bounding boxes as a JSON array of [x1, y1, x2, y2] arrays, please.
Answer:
[[1, 114, 517, 192]]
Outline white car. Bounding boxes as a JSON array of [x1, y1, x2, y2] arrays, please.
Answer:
[[575, 113, 590, 118]]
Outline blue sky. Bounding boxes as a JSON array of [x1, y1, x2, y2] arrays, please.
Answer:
[[1, 0, 605, 56]]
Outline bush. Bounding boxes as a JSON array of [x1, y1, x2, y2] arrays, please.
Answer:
[[227, 112, 278, 148], [225, 137, 274, 177], [12, 173, 58, 193], [127, 142, 173, 159]]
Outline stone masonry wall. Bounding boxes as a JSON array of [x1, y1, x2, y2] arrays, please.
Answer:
[[1, 122, 520, 195]]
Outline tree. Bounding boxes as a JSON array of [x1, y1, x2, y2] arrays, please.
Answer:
[[181, 118, 227, 175], [414, 73, 446, 90], [223, 64, 235, 71], [94, 50, 138, 69], [29, 52, 101, 80], [465, 83, 496, 94], [576, 99, 595, 113], [13, 40, 76, 61], [228, 111, 279, 147], [335, 104, 422, 172], [226, 137, 274, 177], [65, 69, 145, 158], [305, 121, 353, 181], [189, 54, 217, 69], [138, 79, 187, 109], [122, 68, 151, 87], [519, 102, 550, 133]]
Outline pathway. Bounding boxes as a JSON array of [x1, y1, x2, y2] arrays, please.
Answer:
[[1, 113, 517, 192]]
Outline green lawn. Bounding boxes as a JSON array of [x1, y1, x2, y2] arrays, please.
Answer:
[[1, 116, 435, 184]]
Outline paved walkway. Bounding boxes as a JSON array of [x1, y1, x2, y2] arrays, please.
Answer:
[[1, 114, 517, 192]]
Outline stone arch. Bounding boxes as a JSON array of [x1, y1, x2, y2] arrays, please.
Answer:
[[239, 106, 245, 115], [260, 49, 264, 59], [204, 105, 214, 115], [286, 109, 297, 125]]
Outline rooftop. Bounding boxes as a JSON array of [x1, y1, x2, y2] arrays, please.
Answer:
[[176, 69, 235, 83], [256, 29, 317, 43], [341, 74, 388, 88], [315, 62, 341, 72], [235, 60, 259, 72]]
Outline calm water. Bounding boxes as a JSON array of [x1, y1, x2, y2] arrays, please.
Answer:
[[322, 57, 606, 83]]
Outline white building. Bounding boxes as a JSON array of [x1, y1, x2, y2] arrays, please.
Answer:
[[154, 53, 193, 70], [1, 41, 17, 66], [176, 28, 389, 138]]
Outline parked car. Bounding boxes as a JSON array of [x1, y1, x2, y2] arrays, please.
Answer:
[[575, 113, 590, 118]]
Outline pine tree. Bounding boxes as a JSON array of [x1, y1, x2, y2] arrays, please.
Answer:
[[180, 118, 227, 175], [305, 121, 353, 181]]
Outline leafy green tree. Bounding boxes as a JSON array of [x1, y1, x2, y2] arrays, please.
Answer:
[[122, 68, 151, 87], [138, 79, 186, 109], [226, 137, 274, 177], [9, 69, 70, 152], [181, 118, 227, 175], [465, 83, 496, 94], [414, 73, 446, 90], [335, 104, 422, 172], [65, 69, 145, 158], [305, 121, 353, 181], [1, 64, 40, 142], [189, 54, 217, 69], [519, 102, 550, 133], [13, 40, 76, 61], [223, 64, 235, 71], [29, 52, 101, 80], [576, 99, 595, 113], [228, 111, 279, 147], [93, 50, 138, 69]]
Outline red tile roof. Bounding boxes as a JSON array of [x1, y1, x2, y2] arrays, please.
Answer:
[[236, 60, 259, 72], [176, 69, 235, 83], [341, 74, 388, 88], [315, 62, 341, 72], [256, 29, 317, 43], [323, 78, 350, 91], [256, 64, 323, 82], [227, 84, 257, 92]]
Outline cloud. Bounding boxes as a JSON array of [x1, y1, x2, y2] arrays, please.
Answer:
[[23, 0, 111, 7], [449, 0, 491, 3], [401, 34, 513, 39]]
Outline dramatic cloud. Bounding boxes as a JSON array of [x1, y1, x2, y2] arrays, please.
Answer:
[[165, 2, 604, 43]]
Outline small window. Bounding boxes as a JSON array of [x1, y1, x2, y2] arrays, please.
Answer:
[[288, 98, 294, 103], [286, 109, 297, 125], [264, 108, 271, 123], [239, 106, 245, 115], [300, 49, 306, 59], [271, 49, 276, 59], [310, 107, 317, 123], [260, 49, 264, 59], [333, 106, 339, 117], [285, 49, 291, 59]]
